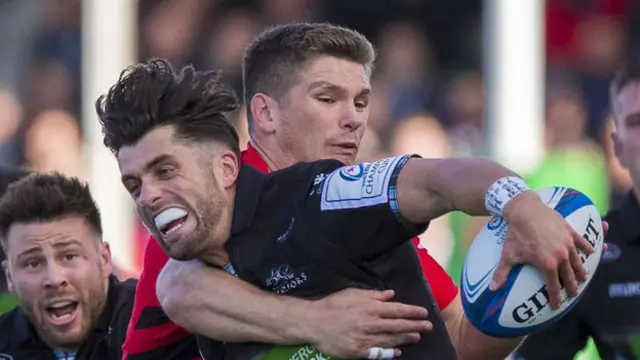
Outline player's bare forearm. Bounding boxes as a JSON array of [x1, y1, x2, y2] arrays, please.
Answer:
[[397, 157, 536, 223], [456, 321, 524, 360], [157, 259, 312, 344], [443, 295, 524, 360]]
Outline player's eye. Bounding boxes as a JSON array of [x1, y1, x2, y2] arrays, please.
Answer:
[[126, 183, 140, 198], [355, 100, 368, 110], [62, 253, 78, 262], [317, 96, 336, 104], [23, 260, 40, 269], [157, 166, 175, 179]]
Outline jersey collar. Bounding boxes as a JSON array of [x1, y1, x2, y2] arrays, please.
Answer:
[[611, 190, 640, 244], [240, 142, 270, 174], [231, 142, 269, 235], [230, 164, 266, 236]]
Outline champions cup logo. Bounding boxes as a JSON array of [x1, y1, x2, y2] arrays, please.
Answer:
[[339, 164, 364, 181], [487, 217, 504, 231]]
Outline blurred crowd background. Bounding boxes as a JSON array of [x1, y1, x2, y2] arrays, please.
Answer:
[[0, 0, 638, 322], [1, 0, 639, 358]]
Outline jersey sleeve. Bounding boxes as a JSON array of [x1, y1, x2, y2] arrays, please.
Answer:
[[123, 238, 201, 360], [307, 154, 428, 260], [510, 304, 590, 360], [411, 237, 458, 310]]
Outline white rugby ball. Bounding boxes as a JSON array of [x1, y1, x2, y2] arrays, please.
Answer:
[[460, 187, 604, 338]]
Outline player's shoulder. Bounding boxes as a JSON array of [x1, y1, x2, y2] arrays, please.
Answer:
[[0, 306, 18, 328], [0, 306, 27, 346], [263, 159, 345, 199], [268, 159, 344, 181], [112, 276, 138, 297], [602, 192, 640, 242]]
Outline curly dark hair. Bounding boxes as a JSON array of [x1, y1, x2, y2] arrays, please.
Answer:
[[95, 58, 241, 157]]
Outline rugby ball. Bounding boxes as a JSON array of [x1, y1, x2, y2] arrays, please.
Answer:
[[460, 187, 604, 338]]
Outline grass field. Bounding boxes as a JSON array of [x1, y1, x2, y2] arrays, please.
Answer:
[[0, 293, 17, 315]]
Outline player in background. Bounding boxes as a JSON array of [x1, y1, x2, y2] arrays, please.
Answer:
[[0, 173, 137, 359], [512, 64, 640, 360]]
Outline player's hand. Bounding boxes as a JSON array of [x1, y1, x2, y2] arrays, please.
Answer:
[[490, 191, 603, 310], [306, 288, 432, 359]]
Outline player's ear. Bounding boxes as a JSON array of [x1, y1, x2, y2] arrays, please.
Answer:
[[98, 241, 112, 277], [219, 151, 239, 189], [2, 260, 14, 293], [249, 93, 276, 134], [611, 130, 626, 167]]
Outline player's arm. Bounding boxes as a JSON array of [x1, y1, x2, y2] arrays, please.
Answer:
[[157, 258, 429, 355], [439, 295, 524, 360], [395, 157, 597, 359], [395, 156, 538, 222], [157, 258, 312, 344], [394, 157, 536, 359]]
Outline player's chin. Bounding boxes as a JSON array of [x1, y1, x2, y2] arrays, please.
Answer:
[[328, 145, 358, 162], [332, 152, 358, 165], [165, 240, 200, 261]]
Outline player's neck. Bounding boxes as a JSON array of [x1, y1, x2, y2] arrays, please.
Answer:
[[250, 138, 296, 171], [199, 248, 230, 269], [199, 198, 234, 268]]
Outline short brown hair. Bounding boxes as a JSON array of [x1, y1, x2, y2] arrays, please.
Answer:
[[96, 58, 241, 157], [610, 62, 640, 105], [243, 23, 376, 125], [0, 173, 102, 252]]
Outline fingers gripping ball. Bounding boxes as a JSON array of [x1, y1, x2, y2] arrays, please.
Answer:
[[461, 187, 604, 337]]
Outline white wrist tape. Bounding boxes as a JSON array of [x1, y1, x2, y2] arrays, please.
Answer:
[[485, 176, 530, 217], [367, 347, 395, 359]]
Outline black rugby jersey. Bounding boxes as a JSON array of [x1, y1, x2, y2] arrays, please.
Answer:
[[197, 155, 458, 360]]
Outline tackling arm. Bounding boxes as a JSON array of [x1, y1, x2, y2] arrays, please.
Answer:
[[156, 259, 311, 344]]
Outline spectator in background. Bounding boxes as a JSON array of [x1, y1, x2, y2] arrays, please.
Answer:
[[24, 109, 85, 180], [441, 70, 485, 157], [375, 22, 435, 122], [0, 89, 24, 167], [525, 84, 610, 215], [390, 114, 455, 268]]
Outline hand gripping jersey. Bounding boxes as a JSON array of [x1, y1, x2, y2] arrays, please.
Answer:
[[197, 155, 458, 360]]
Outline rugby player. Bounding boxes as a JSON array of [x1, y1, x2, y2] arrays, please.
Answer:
[[0, 173, 136, 359], [97, 57, 594, 360], [512, 64, 640, 360]]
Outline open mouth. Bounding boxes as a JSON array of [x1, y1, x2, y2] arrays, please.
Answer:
[[154, 207, 189, 237], [46, 301, 79, 326]]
